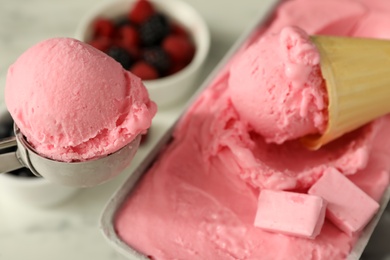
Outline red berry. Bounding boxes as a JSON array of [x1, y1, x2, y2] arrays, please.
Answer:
[[88, 37, 111, 52], [130, 61, 159, 80], [121, 45, 141, 60], [117, 25, 140, 48], [93, 18, 115, 38], [171, 23, 188, 37], [129, 0, 155, 24], [167, 62, 186, 76], [162, 35, 195, 64]]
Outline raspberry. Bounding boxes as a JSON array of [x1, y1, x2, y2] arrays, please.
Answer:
[[139, 13, 170, 47], [167, 62, 186, 76], [120, 45, 141, 60], [129, 0, 155, 24], [117, 25, 140, 49], [143, 47, 171, 75], [86, 0, 193, 79], [88, 37, 111, 52], [130, 61, 159, 80], [107, 46, 135, 70], [93, 18, 115, 38], [162, 35, 195, 64], [171, 23, 188, 37]]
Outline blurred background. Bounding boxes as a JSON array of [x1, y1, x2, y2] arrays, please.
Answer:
[[0, 0, 388, 259]]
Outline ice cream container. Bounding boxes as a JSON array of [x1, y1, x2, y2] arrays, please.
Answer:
[[99, 0, 390, 259], [101, 169, 389, 259], [75, 0, 210, 108]]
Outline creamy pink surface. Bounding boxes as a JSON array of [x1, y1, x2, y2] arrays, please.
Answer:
[[229, 26, 327, 144], [5, 38, 157, 162], [115, 0, 390, 259]]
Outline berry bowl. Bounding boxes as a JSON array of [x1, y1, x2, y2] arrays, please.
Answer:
[[0, 106, 79, 208], [75, 0, 210, 107]]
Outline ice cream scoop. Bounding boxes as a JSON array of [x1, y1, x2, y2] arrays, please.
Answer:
[[230, 26, 390, 149], [1, 37, 156, 187], [302, 35, 390, 149], [0, 128, 140, 187], [229, 26, 328, 144], [5, 37, 156, 162]]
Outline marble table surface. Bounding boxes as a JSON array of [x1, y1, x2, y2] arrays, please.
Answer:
[[0, 0, 389, 259]]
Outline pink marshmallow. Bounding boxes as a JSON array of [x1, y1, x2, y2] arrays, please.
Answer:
[[308, 168, 380, 236], [254, 190, 327, 239]]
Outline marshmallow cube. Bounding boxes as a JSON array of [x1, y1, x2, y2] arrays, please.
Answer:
[[308, 168, 380, 236], [254, 189, 327, 239]]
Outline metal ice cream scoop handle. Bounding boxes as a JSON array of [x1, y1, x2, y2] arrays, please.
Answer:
[[0, 124, 141, 187], [0, 135, 22, 173]]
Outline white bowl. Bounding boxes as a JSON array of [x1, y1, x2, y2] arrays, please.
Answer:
[[0, 108, 79, 208], [75, 0, 210, 108]]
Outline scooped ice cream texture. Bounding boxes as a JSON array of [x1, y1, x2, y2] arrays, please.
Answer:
[[115, 0, 390, 259], [229, 26, 328, 144], [5, 38, 157, 162]]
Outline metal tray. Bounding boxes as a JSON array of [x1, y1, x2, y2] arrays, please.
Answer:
[[100, 0, 390, 258]]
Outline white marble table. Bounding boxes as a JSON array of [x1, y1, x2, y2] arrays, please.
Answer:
[[0, 0, 277, 259]]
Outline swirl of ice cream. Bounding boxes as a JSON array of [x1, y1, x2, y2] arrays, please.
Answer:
[[229, 26, 328, 144]]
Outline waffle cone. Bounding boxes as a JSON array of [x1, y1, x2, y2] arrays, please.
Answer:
[[302, 36, 390, 149]]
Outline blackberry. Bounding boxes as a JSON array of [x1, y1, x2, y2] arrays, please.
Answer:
[[143, 47, 171, 75], [107, 46, 135, 70], [139, 13, 170, 47], [8, 168, 38, 178]]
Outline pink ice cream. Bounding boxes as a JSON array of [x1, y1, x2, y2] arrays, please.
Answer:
[[5, 38, 157, 162], [115, 0, 390, 259], [229, 26, 328, 144]]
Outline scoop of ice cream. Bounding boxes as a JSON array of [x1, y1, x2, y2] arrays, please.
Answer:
[[5, 38, 157, 162], [229, 26, 328, 144]]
